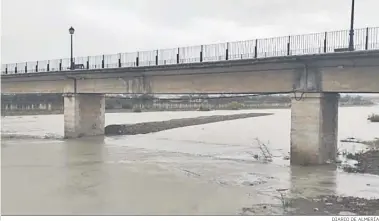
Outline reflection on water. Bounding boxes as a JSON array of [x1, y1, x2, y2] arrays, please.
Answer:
[[61, 138, 110, 214], [1, 106, 379, 215], [289, 165, 337, 199]]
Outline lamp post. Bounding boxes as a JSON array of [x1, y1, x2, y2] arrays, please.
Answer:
[[69, 26, 75, 70], [348, 0, 355, 51]]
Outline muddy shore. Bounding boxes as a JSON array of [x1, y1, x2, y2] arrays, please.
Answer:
[[105, 112, 272, 135], [280, 139, 379, 216], [241, 195, 379, 216], [287, 195, 379, 216], [241, 138, 379, 216], [339, 139, 379, 176]]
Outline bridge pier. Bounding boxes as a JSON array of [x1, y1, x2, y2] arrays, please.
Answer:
[[290, 93, 339, 165], [63, 93, 105, 138]]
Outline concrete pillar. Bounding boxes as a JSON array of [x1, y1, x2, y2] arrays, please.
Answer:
[[64, 93, 105, 139], [290, 93, 339, 165]]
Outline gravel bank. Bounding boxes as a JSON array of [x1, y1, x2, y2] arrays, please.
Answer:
[[105, 112, 272, 135]]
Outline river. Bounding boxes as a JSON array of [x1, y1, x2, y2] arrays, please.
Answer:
[[1, 106, 379, 215]]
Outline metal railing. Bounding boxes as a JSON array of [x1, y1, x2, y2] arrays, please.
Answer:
[[2, 27, 379, 75]]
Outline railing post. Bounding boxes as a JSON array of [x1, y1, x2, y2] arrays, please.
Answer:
[[59, 59, 62, 71], [47, 61, 50, 72], [254, 39, 258, 58], [323, 32, 327, 53], [86, 57, 89, 69], [102, 55, 105, 68], [35, 61, 38, 72], [365, 27, 369, 50], [287, 36, 291, 56], [118, 53, 122, 68], [177, 48, 180, 64], [200, 45, 203, 62], [226, 42, 229, 60], [24, 63, 27, 73], [155, 50, 158, 65], [136, 52, 139, 67]]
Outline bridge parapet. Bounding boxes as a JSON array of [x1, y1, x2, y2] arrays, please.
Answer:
[[2, 27, 378, 75]]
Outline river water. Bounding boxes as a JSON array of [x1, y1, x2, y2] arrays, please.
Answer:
[[1, 106, 379, 215]]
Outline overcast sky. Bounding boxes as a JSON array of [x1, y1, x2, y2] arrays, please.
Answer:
[[2, 0, 379, 64]]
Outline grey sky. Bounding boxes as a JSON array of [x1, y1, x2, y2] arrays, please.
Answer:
[[2, 0, 379, 63]]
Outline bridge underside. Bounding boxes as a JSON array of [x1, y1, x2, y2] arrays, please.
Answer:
[[2, 65, 379, 94]]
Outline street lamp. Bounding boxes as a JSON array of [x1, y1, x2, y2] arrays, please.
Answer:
[[348, 0, 355, 51], [69, 26, 75, 70]]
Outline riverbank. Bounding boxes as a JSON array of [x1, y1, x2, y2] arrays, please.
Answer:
[[241, 194, 379, 215], [287, 195, 379, 215], [339, 138, 379, 176], [105, 112, 272, 136], [2, 103, 376, 116], [0, 106, 285, 116]]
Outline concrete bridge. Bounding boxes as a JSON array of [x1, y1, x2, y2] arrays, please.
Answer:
[[2, 27, 379, 166]]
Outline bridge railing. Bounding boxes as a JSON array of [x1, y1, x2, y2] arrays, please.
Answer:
[[2, 27, 379, 75]]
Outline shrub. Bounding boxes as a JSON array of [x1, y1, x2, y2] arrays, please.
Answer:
[[132, 107, 142, 112], [105, 104, 114, 110], [226, 101, 244, 110], [198, 105, 211, 111], [121, 104, 132, 109], [368, 113, 379, 122]]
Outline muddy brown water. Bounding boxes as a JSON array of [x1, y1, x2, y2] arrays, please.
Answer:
[[2, 107, 379, 215]]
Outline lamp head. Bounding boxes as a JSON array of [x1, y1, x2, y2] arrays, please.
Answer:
[[69, 26, 75, 35]]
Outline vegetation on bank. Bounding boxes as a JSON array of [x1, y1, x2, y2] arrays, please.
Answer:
[[197, 101, 244, 111], [226, 101, 244, 110], [2, 94, 375, 105], [132, 107, 142, 113], [339, 95, 374, 106], [197, 105, 211, 111], [2, 94, 376, 113], [339, 137, 379, 175], [367, 113, 379, 122]]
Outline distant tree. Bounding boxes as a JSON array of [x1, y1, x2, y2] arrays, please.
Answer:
[[179, 95, 191, 100], [138, 94, 155, 101]]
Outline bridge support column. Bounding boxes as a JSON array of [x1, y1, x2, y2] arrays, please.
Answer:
[[290, 93, 339, 165], [63, 93, 105, 138]]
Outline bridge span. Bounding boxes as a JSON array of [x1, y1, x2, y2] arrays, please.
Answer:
[[2, 27, 379, 166]]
